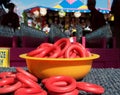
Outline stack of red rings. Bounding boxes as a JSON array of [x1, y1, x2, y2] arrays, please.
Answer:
[[27, 38, 91, 58], [41, 76, 105, 95], [42, 76, 79, 95], [0, 68, 105, 95], [0, 67, 47, 95]]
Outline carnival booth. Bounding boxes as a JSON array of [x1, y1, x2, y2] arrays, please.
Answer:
[[0, 0, 117, 67]]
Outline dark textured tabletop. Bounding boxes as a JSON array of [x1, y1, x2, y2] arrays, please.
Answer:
[[0, 67, 120, 95]]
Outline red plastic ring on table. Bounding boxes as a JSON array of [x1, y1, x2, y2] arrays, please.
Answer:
[[48, 89, 79, 95], [54, 38, 71, 56], [0, 72, 12, 78], [65, 44, 86, 58], [42, 78, 68, 86], [52, 81, 68, 86], [41, 78, 49, 85], [14, 88, 47, 95], [16, 67, 38, 82], [0, 81, 22, 94], [16, 73, 41, 89], [76, 82, 105, 94], [45, 76, 77, 93], [0, 78, 15, 86], [6, 73, 16, 78]]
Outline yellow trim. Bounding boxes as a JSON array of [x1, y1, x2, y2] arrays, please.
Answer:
[[79, 5, 88, 9], [19, 53, 100, 61], [54, 5, 62, 8]]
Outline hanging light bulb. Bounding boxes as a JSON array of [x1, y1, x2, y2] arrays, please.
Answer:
[[33, 10, 39, 18], [40, 8, 47, 16], [58, 10, 66, 17], [31, 7, 40, 18], [74, 12, 81, 18]]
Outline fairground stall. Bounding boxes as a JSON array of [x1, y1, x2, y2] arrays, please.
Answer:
[[0, 0, 120, 95]]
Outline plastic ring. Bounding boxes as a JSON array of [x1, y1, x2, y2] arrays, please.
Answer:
[[27, 47, 45, 57], [48, 89, 79, 95], [16, 67, 38, 82], [16, 73, 41, 89], [14, 88, 47, 95], [0, 81, 22, 94], [54, 38, 71, 56], [0, 78, 15, 87], [65, 44, 86, 58], [77, 82, 105, 94], [0, 72, 12, 78], [45, 76, 76, 93], [37, 43, 53, 48]]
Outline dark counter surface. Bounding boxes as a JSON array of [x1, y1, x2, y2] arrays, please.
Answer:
[[0, 67, 120, 95]]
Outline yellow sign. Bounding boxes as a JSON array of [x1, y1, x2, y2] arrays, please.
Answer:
[[0, 48, 10, 67]]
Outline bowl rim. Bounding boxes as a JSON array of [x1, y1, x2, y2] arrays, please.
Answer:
[[19, 53, 100, 61]]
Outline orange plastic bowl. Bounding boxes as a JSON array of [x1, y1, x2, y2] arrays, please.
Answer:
[[19, 53, 100, 80]]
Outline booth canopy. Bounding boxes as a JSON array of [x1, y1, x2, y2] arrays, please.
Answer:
[[50, 0, 90, 13], [12, 0, 113, 14]]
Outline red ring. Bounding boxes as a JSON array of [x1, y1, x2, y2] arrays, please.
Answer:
[[37, 43, 53, 48], [49, 46, 61, 58], [0, 72, 12, 78], [54, 38, 71, 56], [73, 42, 86, 51], [16, 73, 41, 89], [34, 46, 60, 58], [77, 82, 105, 94], [48, 89, 79, 95], [69, 51, 77, 58], [14, 88, 46, 95], [15, 89, 47, 95], [73, 42, 91, 57], [0, 78, 15, 87], [41, 78, 68, 86], [16, 67, 38, 82], [34, 46, 53, 58], [27, 47, 45, 57], [45, 76, 77, 93], [52, 81, 68, 86], [85, 49, 91, 57], [0, 81, 22, 94], [41, 78, 49, 85], [65, 44, 86, 58]]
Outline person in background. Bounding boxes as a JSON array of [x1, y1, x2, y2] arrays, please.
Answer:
[[1, 3, 20, 31], [87, 0, 106, 31], [0, 0, 10, 23], [64, 26, 71, 37], [43, 24, 50, 34], [80, 18, 86, 29], [111, 0, 120, 48], [69, 32, 77, 43]]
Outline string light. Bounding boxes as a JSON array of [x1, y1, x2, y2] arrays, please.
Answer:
[[58, 10, 66, 17], [40, 8, 47, 16], [74, 12, 81, 18]]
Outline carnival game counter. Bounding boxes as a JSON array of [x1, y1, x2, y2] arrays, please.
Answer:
[[0, 67, 120, 95]]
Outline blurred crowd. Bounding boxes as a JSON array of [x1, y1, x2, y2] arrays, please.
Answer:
[[0, 0, 120, 48]]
